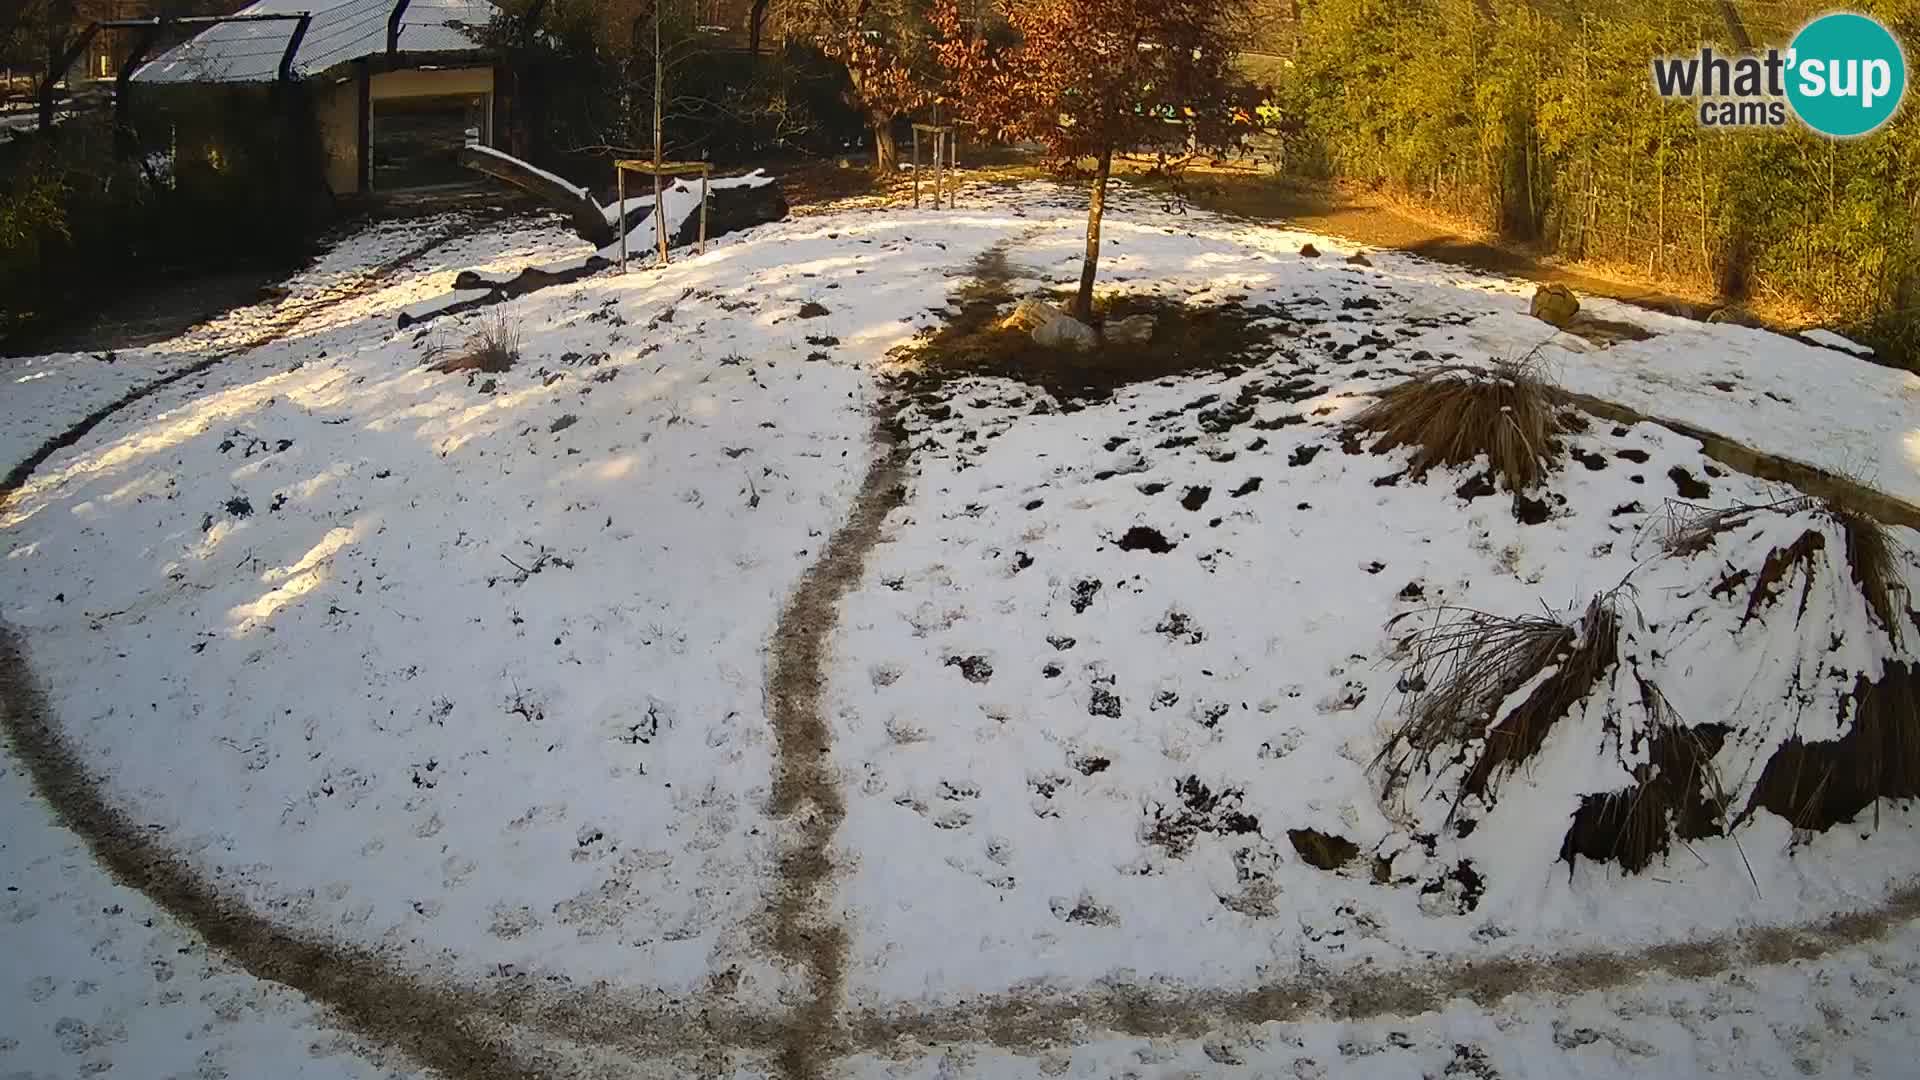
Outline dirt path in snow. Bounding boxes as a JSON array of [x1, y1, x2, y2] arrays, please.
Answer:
[[764, 404, 912, 1080], [843, 883, 1920, 1050], [0, 623, 556, 1079]]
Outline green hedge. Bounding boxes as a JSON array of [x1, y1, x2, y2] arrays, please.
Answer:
[[1265, 0, 1919, 365]]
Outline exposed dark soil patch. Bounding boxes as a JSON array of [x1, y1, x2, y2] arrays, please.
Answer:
[[1288, 828, 1360, 870], [1070, 579, 1102, 613], [1088, 685, 1124, 718], [1455, 473, 1497, 501], [1145, 776, 1261, 858], [1669, 466, 1712, 499], [1156, 611, 1205, 644], [1181, 485, 1212, 511], [1115, 526, 1176, 553], [1071, 753, 1112, 776], [944, 655, 994, 683]]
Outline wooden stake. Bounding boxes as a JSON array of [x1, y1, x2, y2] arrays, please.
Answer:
[[654, 167, 667, 265], [617, 165, 627, 272], [699, 169, 709, 255]]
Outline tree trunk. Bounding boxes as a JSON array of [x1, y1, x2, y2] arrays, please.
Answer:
[[871, 114, 898, 176], [1074, 147, 1113, 322], [749, 0, 770, 57], [40, 0, 74, 133]]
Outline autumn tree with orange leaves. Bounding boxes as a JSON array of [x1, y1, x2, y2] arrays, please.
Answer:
[[792, 0, 944, 176], [936, 0, 1253, 320]]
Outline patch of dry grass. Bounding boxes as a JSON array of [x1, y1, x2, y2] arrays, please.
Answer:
[[1349, 358, 1565, 491], [430, 313, 520, 375], [899, 280, 1283, 404]]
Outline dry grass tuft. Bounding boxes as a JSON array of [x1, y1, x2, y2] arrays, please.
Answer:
[[1349, 358, 1564, 491], [431, 313, 521, 375], [1379, 590, 1625, 809]]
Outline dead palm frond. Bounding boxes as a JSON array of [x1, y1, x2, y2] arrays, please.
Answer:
[[1832, 503, 1910, 643], [1559, 679, 1753, 880], [1656, 495, 1814, 557], [1748, 661, 1920, 830], [1349, 357, 1565, 491], [1379, 590, 1626, 807], [1659, 492, 1908, 642]]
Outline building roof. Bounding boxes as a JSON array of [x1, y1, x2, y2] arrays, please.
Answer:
[[135, 0, 496, 84]]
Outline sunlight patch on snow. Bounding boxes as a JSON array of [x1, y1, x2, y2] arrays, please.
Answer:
[[104, 470, 176, 505], [230, 521, 369, 630], [420, 381, 563, 454], [593, 454, 646, 481], [365, 390, 466, 432], [2, 374, 298, 528], [291, 462, 354, 502]]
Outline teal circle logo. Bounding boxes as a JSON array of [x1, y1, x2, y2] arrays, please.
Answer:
[[1786, 13, 1907, 137]]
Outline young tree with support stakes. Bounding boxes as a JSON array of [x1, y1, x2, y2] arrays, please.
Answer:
[[936, 0, 1253, 321]]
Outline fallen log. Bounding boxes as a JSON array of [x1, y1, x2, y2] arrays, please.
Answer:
[[459, 145, 612, 247]]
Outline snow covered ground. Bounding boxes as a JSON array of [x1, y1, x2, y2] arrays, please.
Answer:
[[3, 179, 1918, 1079], [0, 211, 590, 471]]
